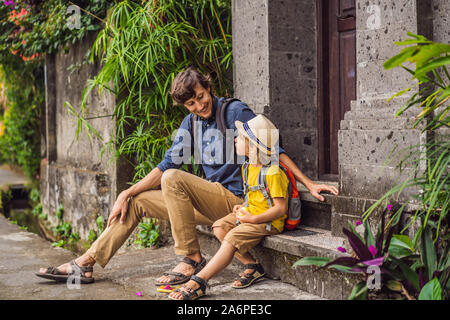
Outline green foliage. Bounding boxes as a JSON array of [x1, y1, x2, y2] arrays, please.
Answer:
[[134, 218, 160, 248], [0, 1, 113, 181], [70, 0, 233, 183], [88, 229, 97, 243], [96, 215, 105, 234], [0, 188, 12, 215], [419, 278, 442, 300], [294, 209, 448, 300], [51, 203, 80, 248]]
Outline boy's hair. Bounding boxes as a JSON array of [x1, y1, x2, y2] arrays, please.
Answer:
[[170, 67, 212, 105]]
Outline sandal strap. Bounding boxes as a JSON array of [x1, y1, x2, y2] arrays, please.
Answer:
[[182, 256, 200, 268], [173, 276, 208, 300], [163, 271, 188, 280], [182, 257, 207, 274], [243, 263, 264, 274], [45, 266, 63, 275], [69, 260, 93, 277], [190, 275, 209, 290]]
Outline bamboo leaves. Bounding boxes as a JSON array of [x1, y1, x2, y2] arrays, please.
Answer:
[[70, 0, 233, 183]]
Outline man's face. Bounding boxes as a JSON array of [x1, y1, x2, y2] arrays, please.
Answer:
[[183, 84, 213, 119]]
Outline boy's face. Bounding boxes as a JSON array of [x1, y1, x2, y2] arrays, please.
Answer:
[[235, 134, 249, 156], [183, 84, 213, 119]]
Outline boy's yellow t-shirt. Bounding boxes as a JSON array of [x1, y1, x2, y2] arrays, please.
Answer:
[[241, 164, 289, 232]]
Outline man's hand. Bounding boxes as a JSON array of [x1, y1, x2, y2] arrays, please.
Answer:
[[236, 208, 256, 224], [107, 191, 132, 227], [308, 183, 339, 202]]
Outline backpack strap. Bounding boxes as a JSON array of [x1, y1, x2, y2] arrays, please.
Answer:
[[258, 166, 273, 231], [242, 161, 250, 207], [190, 114, 202, 168], [216, 98, 240, 135]]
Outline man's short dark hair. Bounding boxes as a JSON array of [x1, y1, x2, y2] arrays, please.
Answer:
[[170, 67, 212, 105]]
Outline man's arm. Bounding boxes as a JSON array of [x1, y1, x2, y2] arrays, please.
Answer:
[[107, 114, 193, 227], [279, 153, 339, 202]]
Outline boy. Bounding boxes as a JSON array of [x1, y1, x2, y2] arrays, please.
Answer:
[[168, 115, 289, 300]]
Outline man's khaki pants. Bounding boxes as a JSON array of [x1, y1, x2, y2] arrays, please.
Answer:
[[86, 169, 243, 267]]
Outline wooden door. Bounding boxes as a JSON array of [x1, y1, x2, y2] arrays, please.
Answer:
[[317, 0, 356, 181]]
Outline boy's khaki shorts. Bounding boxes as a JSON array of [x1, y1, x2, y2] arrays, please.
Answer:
[[212, 212, 281, 255]]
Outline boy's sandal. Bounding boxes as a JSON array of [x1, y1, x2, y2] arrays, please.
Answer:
[[231, 263, 265, 289], [35, 260, 94, 284], [168, 275, 209, 300], [155, 257, 207, 286]]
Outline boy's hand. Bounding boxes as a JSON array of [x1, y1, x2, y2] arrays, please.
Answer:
[[236, 208, 256, 224], [233, 204, 243, 214]]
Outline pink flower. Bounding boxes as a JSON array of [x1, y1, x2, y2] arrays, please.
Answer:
[[368, 245, 377, 257], [355, 220, 362, 226], [387, 204, 393, 211], [337, 247, 347, 253], [136, 291, 143, 297]]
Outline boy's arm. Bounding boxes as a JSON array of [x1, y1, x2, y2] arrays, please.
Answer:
[[237, 197, 287, 224]]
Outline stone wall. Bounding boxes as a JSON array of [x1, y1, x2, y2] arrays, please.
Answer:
[[232, 0, 318, 178], [232, 0, 448, 238], [40, 31, 130, 241]]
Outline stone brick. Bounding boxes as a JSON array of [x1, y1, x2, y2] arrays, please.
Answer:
[[339, 163, 422, 201], [338, 128, 424, 167]]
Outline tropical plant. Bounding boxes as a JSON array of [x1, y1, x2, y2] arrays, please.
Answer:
[[294, 207, 448, 300], [67, 0, 233, 183], [135, 218, 160, 248]]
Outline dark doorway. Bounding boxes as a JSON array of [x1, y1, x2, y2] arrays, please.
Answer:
[[317, 0, 356, 181]]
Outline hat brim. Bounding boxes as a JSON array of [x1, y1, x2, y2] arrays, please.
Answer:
[[235, 120, 273, 156]]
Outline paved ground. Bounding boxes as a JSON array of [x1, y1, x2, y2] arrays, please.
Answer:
[[0, 214, 323, 300], [0, 165, 28, 189]]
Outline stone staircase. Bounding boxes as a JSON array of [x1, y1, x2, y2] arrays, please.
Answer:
[[197, 180, 363, 300]]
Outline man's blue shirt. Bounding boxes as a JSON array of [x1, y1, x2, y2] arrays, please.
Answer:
[[157, 96, 285, 197]]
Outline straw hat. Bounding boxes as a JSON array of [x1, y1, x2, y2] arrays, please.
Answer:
[[235, 115, 279, 156]]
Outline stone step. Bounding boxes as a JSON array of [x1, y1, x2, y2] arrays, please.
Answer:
[[296, 181, 337, 231], [197, 225, 361, 300]]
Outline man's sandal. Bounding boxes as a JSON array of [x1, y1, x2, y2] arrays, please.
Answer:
[[231, 263, 265, 289], [155, 257, 207, 286], [168, 275, 209, 300], [35, 260, 94, 284]]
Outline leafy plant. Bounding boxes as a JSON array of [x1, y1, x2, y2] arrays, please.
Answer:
[[88, 229, 97, 243], [96, 215, 104, 235], [69, 0, 233, 183], [294, 207, 448, 300], [134, 218, 160, 248], [51, 203, 80, 248]]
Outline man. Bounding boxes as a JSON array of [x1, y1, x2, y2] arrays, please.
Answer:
[[36, 67, 339, 285]]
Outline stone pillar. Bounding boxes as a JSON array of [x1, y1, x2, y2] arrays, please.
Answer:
[[233, 0, 318, 178], [333, 0, 433, 235]]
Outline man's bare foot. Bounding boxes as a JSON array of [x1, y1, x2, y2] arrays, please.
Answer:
[[38, 254, 95, 278], [157, 253, 203, 284]]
